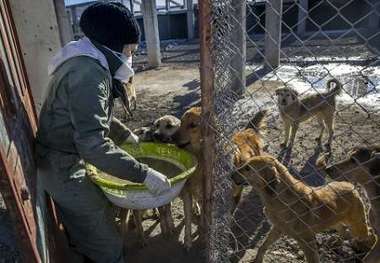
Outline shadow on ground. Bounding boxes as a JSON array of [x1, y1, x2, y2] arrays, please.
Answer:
[[124, 216, 205, 263]]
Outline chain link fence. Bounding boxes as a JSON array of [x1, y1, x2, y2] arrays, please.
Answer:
[[199, 0, 380, 262]]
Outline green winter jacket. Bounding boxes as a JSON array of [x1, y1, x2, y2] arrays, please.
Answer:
[[36, 55, 148, 183]]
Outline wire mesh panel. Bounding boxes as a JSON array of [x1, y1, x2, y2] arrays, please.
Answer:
[[200, 0, 380, 262]]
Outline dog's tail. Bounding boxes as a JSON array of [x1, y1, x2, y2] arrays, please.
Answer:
[[326, 79, 343, 96], [246, 109, 267, 132]]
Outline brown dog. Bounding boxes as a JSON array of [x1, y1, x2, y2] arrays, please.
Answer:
[[275, 79, 342, 150], [174, 106, 267, 249], [230, 110, 267, 205], [237, 155, 376, 263], [318, 145, 380, 263]]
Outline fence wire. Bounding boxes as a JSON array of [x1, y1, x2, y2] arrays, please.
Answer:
[[203, 0, 380, 262]]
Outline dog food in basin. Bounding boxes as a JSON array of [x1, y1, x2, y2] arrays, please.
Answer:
[[87, 143, 197, 209]]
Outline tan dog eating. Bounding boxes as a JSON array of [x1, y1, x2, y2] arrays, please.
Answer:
[[124, 115, 181, 247], [237, 155, 376, 263], [174, 106, 267, 249], [133, 115, 181, 142]]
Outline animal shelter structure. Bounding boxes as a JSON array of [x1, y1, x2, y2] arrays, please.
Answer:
[[199, 0, 380, 262], [66, 0, 197, 41], [1, 0, 380, 262]]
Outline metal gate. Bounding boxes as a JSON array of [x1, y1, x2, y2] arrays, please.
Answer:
[[0, 0, 40, 262]]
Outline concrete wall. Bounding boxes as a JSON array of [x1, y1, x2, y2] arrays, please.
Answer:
[[10, 0, 63, 112], [136, 13, 188, 41], [69, 2, 194, 41]]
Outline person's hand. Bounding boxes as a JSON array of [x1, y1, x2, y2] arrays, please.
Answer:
[[144, 168, 171, 195], [125, 131, 139, 144]]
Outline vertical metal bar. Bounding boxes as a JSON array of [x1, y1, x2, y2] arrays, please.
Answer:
[[297, 0, 308, 37], [264, 0, 283, 69], [199, 0, 214, 262], [186, 0, 194, 39], [231, 0, 246, 95], [166, 0, 171, 39], [368, 0, 379, 30], [0, 1, 41, 261], [130, 0, 134, 14], [53, 0, 74, 45], [70, 6, 78, 34], [141, 0, 161, 67]]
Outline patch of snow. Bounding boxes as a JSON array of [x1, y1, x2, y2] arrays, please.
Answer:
[[247, 62, 380, 111]]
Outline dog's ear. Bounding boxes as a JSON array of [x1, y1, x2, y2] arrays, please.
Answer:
[[172, 116, 181, 126]]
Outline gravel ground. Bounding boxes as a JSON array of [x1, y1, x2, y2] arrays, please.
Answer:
[[122, 62, 379, 263]]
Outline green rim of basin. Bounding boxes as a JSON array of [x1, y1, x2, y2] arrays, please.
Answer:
[[87, 142, 197, 191]]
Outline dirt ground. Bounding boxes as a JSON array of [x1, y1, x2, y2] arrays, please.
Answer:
[[1, 36, 380, 262], [120, 65, 204, 263], [120, 64, 380, 263]]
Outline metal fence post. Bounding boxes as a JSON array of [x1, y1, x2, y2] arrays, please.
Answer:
[[141, 0, 161, 68], [231, 0, 246, 95], [54, 0, 74, 45], [264, 0, 283, 69], [368, 0, 379, 30], [199, 0, 215, 262], [186, 0, 195, 39], [297, 0, 308, 37]]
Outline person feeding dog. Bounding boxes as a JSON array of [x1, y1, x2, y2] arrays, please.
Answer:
[[35, 3, 170, 262]]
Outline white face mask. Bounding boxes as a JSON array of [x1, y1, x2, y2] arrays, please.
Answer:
[[113, 51, 134, 83]]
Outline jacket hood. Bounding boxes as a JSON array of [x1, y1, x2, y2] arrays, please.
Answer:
[[48, 37, 109, 75]]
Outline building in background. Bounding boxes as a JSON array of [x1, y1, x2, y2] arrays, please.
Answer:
[[65, 0, 198, 41]]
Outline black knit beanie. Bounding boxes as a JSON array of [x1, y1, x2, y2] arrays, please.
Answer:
[[80, 2, 140, 53]]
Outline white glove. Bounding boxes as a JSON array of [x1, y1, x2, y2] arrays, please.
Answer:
[[125, 131, 139, 144], [144, 168, 171, 195]]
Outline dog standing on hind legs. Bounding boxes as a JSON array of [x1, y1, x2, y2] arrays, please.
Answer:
[[275, 79, 342, 151], [174, 107, 268, 250]]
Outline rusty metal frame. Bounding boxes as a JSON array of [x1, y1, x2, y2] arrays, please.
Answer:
[[0, 0, 40, 262], [199, 0, 215, 262]]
